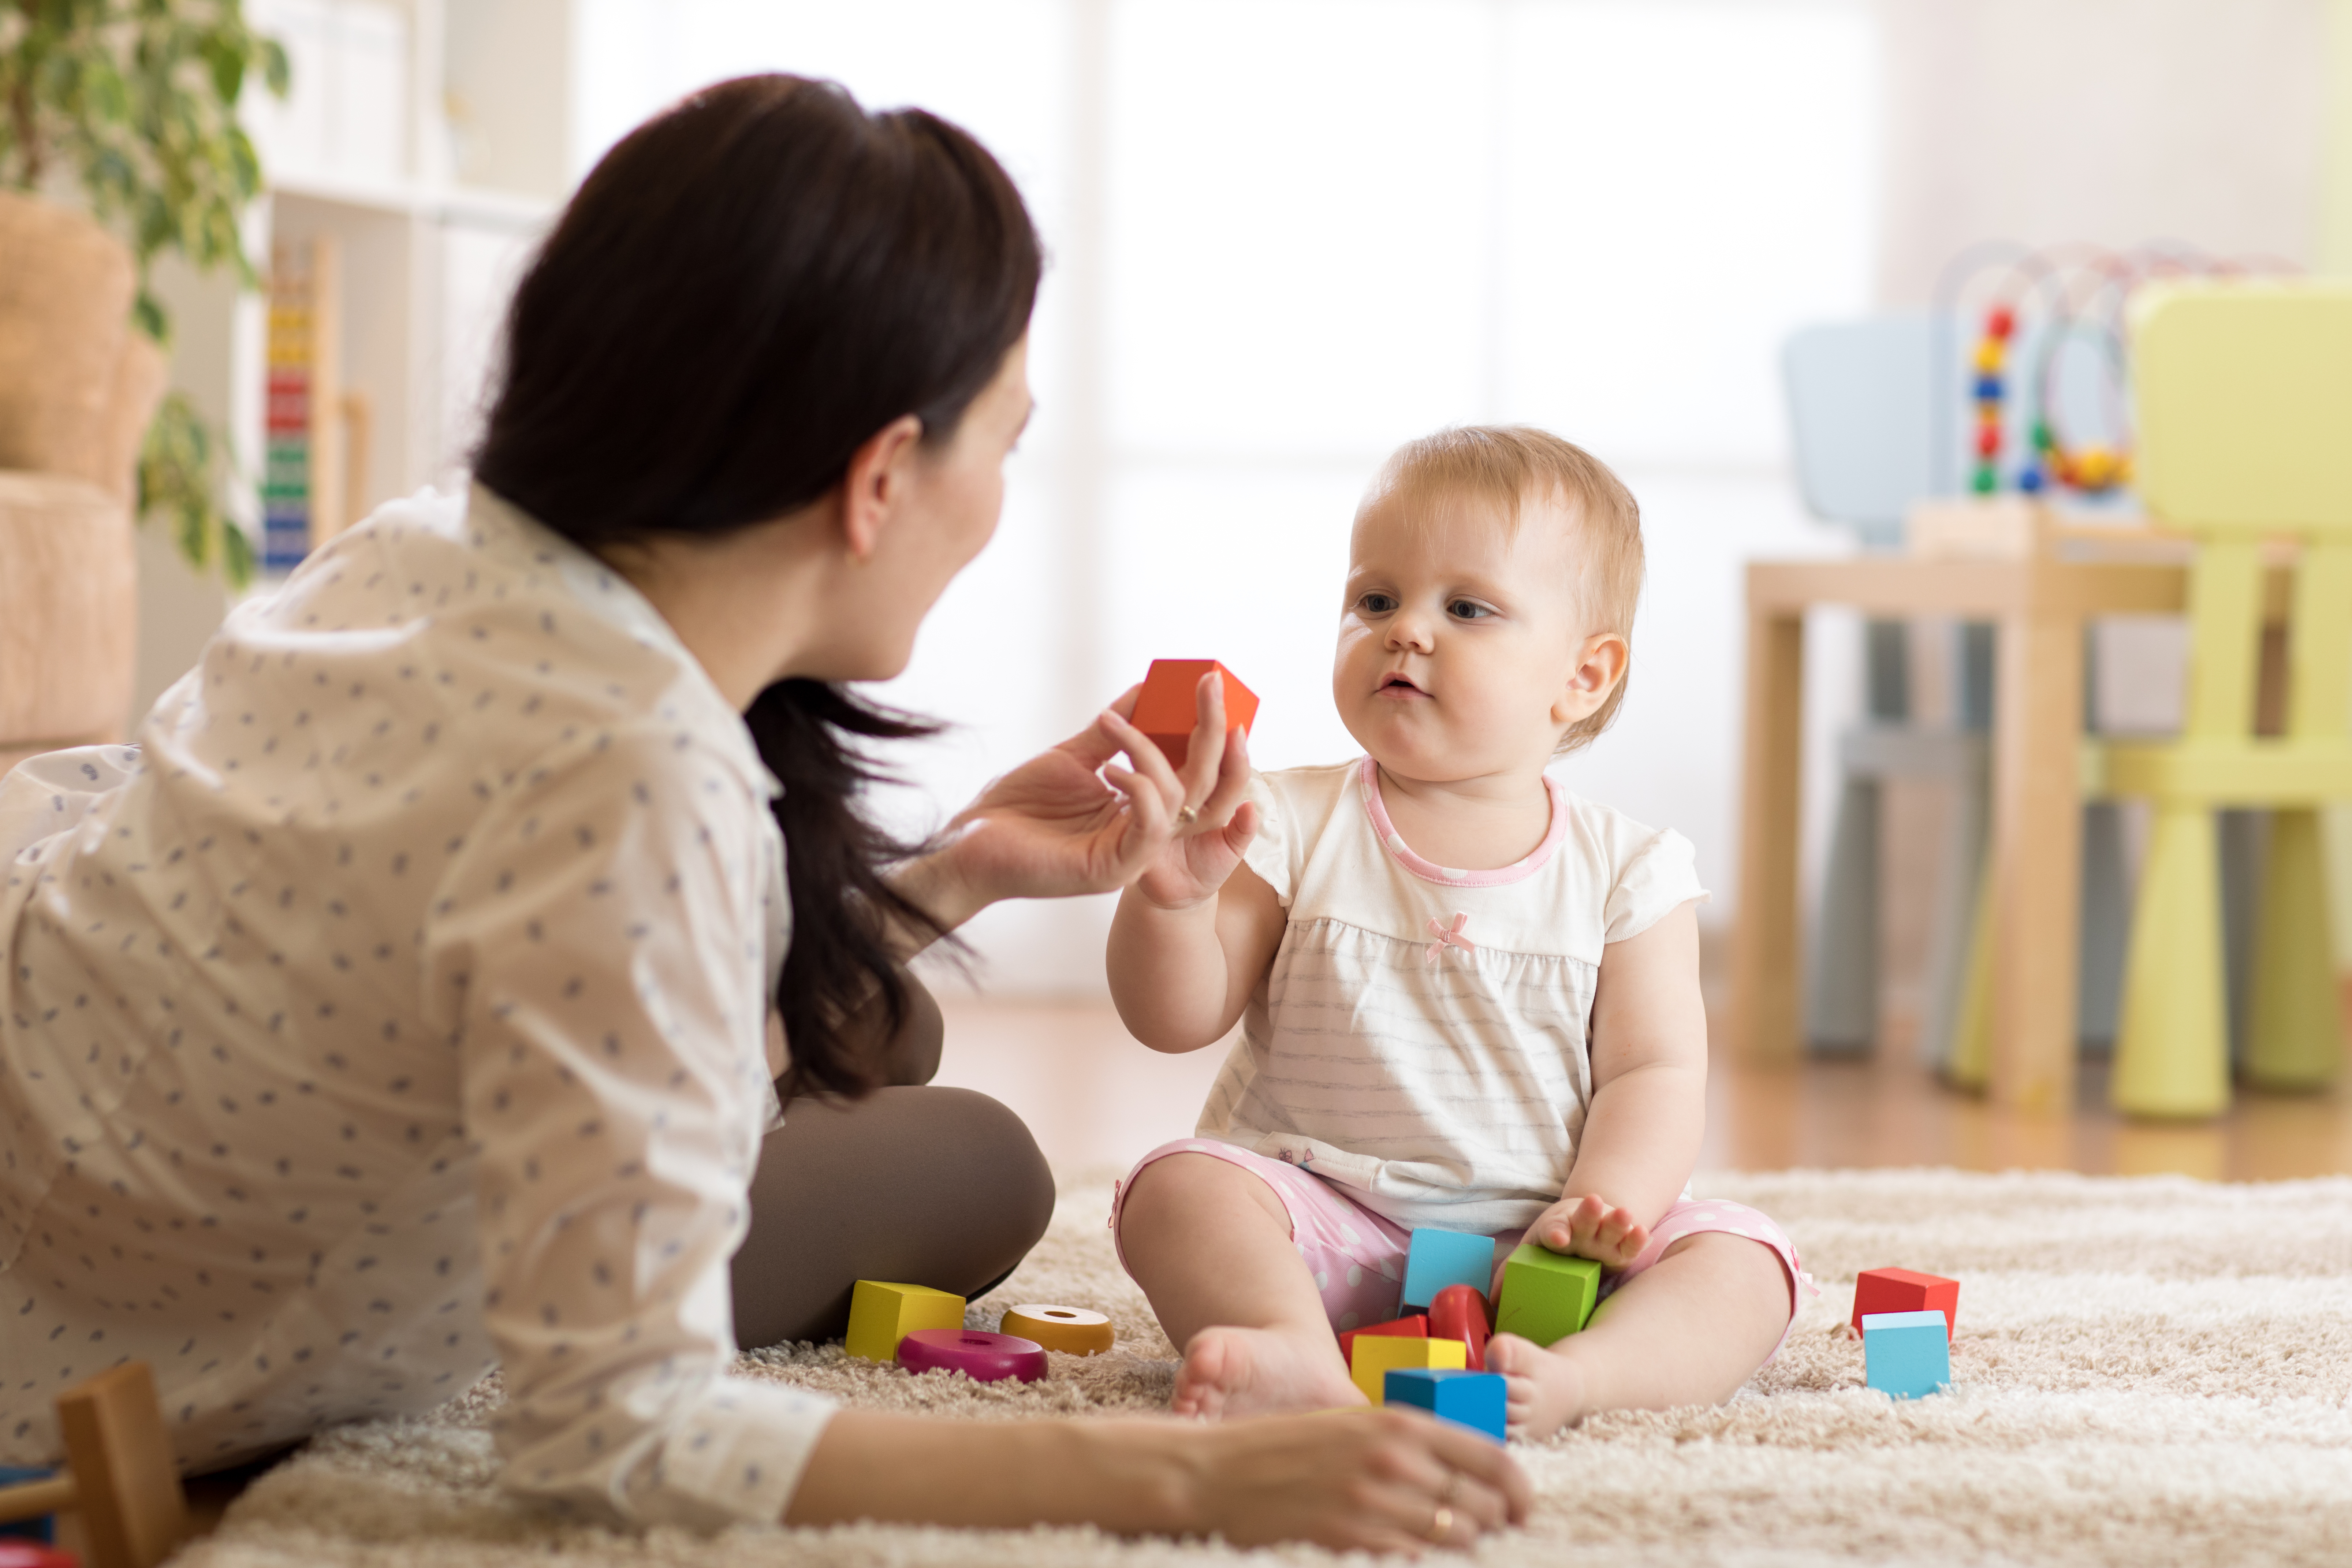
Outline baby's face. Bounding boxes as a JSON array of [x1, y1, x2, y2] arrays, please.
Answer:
[[1332, 487, 1621, 782]]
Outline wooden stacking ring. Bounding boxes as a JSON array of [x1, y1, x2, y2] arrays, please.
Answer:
[[895, 1329, 1048, 1383], [1000, 1304, 1115, 1356]]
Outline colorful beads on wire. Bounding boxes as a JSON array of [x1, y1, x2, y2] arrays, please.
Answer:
[[1969, 306, 2016, 494]]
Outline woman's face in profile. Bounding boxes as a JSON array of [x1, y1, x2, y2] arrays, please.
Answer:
[[846, 334, 1034, 679]]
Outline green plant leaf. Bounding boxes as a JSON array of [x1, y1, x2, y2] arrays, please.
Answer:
[[131, 288, 168, 344]]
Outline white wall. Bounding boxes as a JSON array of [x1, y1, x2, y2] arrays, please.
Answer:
[[573, 0, 1882, 995]]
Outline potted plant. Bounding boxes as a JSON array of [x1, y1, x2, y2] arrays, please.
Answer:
[[1, 0, 286, 585]]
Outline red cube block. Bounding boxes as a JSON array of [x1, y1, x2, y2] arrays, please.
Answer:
[[1337, 1313, 1425, 1364], [1850, 1267, 1958, 1337], [1133, 660, 1259, 769]]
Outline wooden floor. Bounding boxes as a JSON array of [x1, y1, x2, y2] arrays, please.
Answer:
[[933, 995, 2352, 1182]]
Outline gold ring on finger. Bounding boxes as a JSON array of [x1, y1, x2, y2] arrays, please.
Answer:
[[1175, 804, 1199, 827], [1426, 1503, 1454, 1545]]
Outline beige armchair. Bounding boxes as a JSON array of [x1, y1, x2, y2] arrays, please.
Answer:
[[0, 191, 168, 777]]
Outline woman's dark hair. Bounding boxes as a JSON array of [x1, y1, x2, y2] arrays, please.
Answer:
[[473, 74, 1041, 1099]]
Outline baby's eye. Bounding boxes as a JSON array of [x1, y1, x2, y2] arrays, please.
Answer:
[[1357, 592, 1398, 615], [1447, 599, 1495, 621]]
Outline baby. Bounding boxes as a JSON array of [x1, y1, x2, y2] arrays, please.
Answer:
[[1106, 426, 1809, 1437]]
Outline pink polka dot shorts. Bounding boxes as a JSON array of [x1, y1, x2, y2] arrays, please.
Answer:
[[1112, 1138, 1814, 1359]]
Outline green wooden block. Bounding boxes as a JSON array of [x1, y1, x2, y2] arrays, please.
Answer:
[[1494, 1241, 1602, 1345]]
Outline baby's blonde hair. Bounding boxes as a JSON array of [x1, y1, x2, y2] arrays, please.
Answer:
[[1365, 425, 1643, 753]]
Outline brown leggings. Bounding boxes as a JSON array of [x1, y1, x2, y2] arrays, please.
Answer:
[[728, 975, 1056, 1349]]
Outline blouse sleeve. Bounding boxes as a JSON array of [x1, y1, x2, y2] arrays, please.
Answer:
[[424, 720, 831, 1530], [1601, 828, 1709, 944]]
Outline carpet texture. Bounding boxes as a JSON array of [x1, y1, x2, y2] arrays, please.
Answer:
[[177, 1168, 2352, 1567]]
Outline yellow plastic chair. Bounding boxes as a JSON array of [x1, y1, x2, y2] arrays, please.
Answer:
[[2103, 281, 2352, 1117]]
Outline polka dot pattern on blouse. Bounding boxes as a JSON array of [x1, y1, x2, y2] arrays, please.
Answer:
[[0, 485, 830, 1528]]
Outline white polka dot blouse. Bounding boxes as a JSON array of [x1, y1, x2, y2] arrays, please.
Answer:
[[0, 485, 830, 1528]]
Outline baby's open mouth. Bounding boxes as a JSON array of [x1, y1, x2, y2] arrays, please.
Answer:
[[1379, 673, 1425, 695]]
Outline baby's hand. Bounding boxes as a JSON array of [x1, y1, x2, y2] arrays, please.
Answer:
[[1525, 1193, 1650, 1271], [1127, 673, 1259, 912]]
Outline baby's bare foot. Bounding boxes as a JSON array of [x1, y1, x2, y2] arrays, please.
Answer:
[[1486, 1331, 1588, 1439], [1170, 1325, 1365, 1421]]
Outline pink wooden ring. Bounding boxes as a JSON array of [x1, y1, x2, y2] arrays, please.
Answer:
[[896, 1328, 1049, 1383]]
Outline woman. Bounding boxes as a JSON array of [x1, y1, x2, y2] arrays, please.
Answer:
[[0, 77, 1527, 1551]]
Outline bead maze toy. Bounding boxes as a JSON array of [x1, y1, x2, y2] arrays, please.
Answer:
[[1399, 1228, 1494, 1310], [1849, 1267, 1959, 1338], [844, 1280, 967, 1362], [1425, 1284, 1491, 1371], [1382, 1369, 1507, 1444], [1935, 241, 2293, 504], [1132, 660, 1259, 769], [1861, 1310, 1952, 1400], [999, 1304, 1114, 1356], [897, 1329, 1049, 1384], [0, 1362, 189, 1568], [1492, 1241, 1601, 1346], [1350, 1335, 1466, 1404]]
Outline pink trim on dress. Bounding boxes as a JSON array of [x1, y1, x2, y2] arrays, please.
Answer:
[[1357, 756, 1569, 888]]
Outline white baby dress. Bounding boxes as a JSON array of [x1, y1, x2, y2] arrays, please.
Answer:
[[1196, 757, 1707, 1235]]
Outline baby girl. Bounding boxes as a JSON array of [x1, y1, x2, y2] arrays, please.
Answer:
[[1105, 425, 1808, 1437]]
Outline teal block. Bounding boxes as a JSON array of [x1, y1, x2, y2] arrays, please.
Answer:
[[1494, 1241, 1602, 1346], [1384, 1368, 1506, 1444], [1862, 1309, 1950, 1399], [1401, 1228, 1495, 1309]]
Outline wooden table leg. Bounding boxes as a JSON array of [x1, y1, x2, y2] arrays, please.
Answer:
[[1734, 596, 1805, 1062], [1990, 608, 2083, 1113]]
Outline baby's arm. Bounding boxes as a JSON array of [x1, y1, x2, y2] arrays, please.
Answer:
[[1525, 899, 1708, 1266], [1109, 859, 1285, 1051]]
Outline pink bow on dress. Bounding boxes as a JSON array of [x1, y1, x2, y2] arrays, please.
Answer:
[[1424, 912, 1475, 965]]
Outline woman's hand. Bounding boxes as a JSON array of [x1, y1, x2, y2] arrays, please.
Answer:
[[1187, 1408, 1531, 1554], [1524, 1192, 1650, 1270], [913, 676, 1255, 923]]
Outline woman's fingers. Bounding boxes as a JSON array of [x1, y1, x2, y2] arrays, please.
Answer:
[[1099, 708, 1186, 810]]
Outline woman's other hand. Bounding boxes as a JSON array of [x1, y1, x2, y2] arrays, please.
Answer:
[[921, 675, 1254, 918], [789, 1405, 1531, 1555], [1188, 1408, 1530, 1554]]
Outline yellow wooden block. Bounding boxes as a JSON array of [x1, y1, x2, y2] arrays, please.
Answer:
[[844, 1281, 965, 1362], [1000, 1303, 1114, 1356], [1350, 1335, 1465, 1404]]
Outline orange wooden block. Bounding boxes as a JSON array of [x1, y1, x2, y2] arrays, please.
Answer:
[[1133, 660, 1259, 769]]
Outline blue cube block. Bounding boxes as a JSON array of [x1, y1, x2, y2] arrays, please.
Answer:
[[1862, 1308, 1951, 1399], [1384, 1368, 1506, 1443], [0, 1465, 56, 1542], [1401, 1228, 1494, 1309]]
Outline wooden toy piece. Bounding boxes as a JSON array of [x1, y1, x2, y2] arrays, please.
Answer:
[[1425, 1284, 1491, 1372], [0, 1362, 189, 1568], [1132, 659, 1260, 769], [1493, 1241, 1602, 1347], [1350, 1335, 1465, 1405], [1000, 1304, 1114, 1356], [896, 1328, 1048, 1384], [1399, 1228, 1495, 1310], [844, 1280, 966, 1363], [1382, 1368, 1507, 1444], [1848, 1267, 1959, 1338], [1336, 1313, 1425, 1366], [0, 1544, 77, 1568], [1861, 1310, 1951, 1400]]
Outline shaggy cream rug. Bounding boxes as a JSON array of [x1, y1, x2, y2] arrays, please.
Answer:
[[176, 1168, 2352, 1567]]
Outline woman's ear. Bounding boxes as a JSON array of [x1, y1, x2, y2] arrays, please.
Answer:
[[838, 414, 927, 562], [1554, 631, 1629, 724]]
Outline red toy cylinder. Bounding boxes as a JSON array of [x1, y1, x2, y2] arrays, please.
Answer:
[[1427, 1284, 1491, 1371], [897, 1328, 1049, 1383]]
